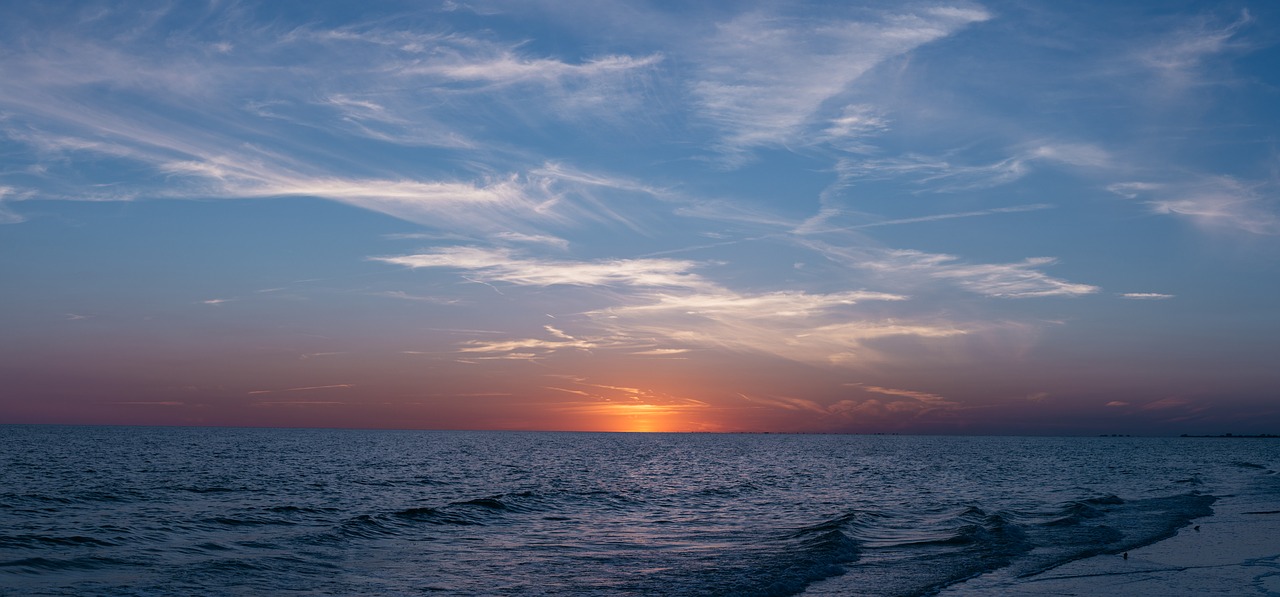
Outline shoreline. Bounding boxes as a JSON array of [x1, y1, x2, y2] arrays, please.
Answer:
[[935, 491, 1280, 595]]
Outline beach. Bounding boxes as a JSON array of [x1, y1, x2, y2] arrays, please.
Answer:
[[938, 491, 1280, 595]]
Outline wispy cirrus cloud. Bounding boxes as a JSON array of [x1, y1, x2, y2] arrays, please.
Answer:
[[401, 51, 662, 85], [374, 245, 977, 366], [0, 5, 668, 224], [1109, 176, 1279, 235], [805, 241, 1099, 299], [247, 384, 355, 395], [743, 383, 961, 423], [850, 383, 954, 406], [371, 246, 706, 289], [1120, 293, 1174, 300], [606, 289, 906, 319], [691, 5, 990, 162], [1137, 10, 1253, 83], [0, 186, 25, 224], [801, 204, 1054, 235], [833, 142, 1112, 193], [591, 296, 967, 367], [459, 333, 597, 360]]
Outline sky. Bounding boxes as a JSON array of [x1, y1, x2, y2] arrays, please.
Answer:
[[2, 0, 1279, 435]]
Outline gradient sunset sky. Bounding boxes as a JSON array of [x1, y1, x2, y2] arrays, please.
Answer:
[[3, 1, 1279, 434]]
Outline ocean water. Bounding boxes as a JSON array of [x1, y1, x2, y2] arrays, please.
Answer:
[[2, 427, 1278, 596]]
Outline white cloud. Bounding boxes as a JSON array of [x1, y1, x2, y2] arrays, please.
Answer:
[[372, 246, 706, 289], [810, 242, 1099, 298], [378, 245, 978, 366], [803, 204, 1054, 234], [1105, 182, 1165, 199], [493, 232, 570, 249], [402, 52, 662, 84], [1120, 293, 1174, 300], [591, 293, 966, 367], [834, 142, 1111, 193], [631, 348, 689, 356], [460, 336, 595, 356], [915, 255, 1099, 298], [150, 154, 664, 234], [0, 187, 24, 224], [1110, 176, 1279, 235], [1138, 10, 1252, 80], [691, 5, 990, 161], [611, 289, 906, 319]]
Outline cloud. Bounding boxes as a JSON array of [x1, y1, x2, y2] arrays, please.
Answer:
[[247, 384, 355, 395], [150, 154, 668, 235], [742, 383, 962, 422], [1141, 397, 1191, 411], [591, 292, 966, 367], [1109, 176, 1279, 235], [1138, 10, 1253, 81], [912, 255, 1099, 298], [402, 51, 662, 84], [372, 246, 706, 289], [493, 232, 570, 249], [852, 384, 954, 406], [1105, 182, 1165, 199], [301, 26, 663, 127], [374, 291, 459, 304], [691, 5, 990, 162], [631, 348, 689, 356], [740, 393, 830, 415], [833, 142, 1112, 193], [0, 5, 671, 227], [609, 289, 906, 318], [1120, 293, 1174, 300], [442, 326, 605, 362], [0, 187, 24, 224], [821, 104, 890, 146], [802, 204, 1054, 234], [379, 245, 978, 366], [809, 242, 1099, 298]]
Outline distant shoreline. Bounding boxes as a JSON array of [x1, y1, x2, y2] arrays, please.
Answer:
[[1179, 434, 1280, 439]]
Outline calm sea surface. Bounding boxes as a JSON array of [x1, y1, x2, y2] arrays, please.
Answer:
[[2, 426, 1278, 596]]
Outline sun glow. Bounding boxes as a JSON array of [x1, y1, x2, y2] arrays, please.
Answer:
[[557, 401, 705, 432]]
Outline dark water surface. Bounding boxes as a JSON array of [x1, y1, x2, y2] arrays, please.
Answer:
[[2, 426, 1277, 596]]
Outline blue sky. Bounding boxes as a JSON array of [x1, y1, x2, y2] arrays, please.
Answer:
[[2, 0, 1278, 433]]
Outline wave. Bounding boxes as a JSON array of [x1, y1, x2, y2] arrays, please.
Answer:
[[1008, 492, 1214, 579], [0, 555, 140, 572], [203, 515, 298, 527], [0, 534, 120, 549], [624, 515, 861, 597], [792, 492, 1214, 596], [329, 489, 609, 540]]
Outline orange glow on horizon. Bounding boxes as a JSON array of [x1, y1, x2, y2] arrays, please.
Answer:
[[557, 401, 708, 433]]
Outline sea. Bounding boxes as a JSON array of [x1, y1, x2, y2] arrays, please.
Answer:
[[2, 426, 1278, 596]]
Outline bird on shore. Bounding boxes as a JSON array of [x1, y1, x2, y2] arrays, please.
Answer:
[[1123, 552, 1129, 560], [1194, 525, 1201, 531]]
